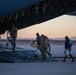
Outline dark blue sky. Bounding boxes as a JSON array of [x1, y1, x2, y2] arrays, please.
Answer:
[[0, 0, 42, 17]]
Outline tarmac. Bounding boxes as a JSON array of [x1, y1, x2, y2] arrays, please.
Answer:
[[0, 58, 76, 75], [0, 42, 76, 75]]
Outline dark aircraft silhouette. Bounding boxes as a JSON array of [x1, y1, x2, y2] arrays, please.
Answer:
[[0, 0, 76, 34]]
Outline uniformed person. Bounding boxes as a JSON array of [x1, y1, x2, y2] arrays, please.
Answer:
[[36, 33, 44, 60], [9, 24, 17, 51], [41, 34, 52, 61]]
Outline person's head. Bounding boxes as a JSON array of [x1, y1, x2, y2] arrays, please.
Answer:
[[11, 24, 15, 28], [65, 36, 69, 39], [36, 33, 39, 36], [41, 34, 44, 37]]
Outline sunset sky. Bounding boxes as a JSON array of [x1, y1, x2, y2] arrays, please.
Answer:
[[1, 14, 76, 39]]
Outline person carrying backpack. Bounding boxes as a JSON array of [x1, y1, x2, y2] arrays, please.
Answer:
[[62, 36, 75, 62]]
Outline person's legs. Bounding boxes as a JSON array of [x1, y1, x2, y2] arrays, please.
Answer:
[[40, 47, 47, 61], [43, 51, 47, 61], [69, 54, 75, 62], [40, 49, 44, 60], [43, 47, 51, 61], [11, 37, 16, 51], [62, 55, 67, 62], [68, 47, 75, 62], [48, 44, 51, 52], [46, 51, 52, 58]]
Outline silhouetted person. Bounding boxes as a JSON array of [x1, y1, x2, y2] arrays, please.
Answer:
[[9, 24, 17, 51], [36, 33, 41, 48], [41, 34, 52, 61], [62, 36, 75, 62], [36, 33, 44, 59]]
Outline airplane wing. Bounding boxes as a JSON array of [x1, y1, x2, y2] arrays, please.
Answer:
[[0, 0, 76, 34], [67, 10, 76, 16]]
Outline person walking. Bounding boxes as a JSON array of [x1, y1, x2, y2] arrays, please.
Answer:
[[41, 34, 52, 60], [36, 33, 41, 49], [36, 33, 44, 60], [62, 36, 75, 62], [9, 24, 17, 51]]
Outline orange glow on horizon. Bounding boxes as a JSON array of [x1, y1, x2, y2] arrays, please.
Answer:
[[1, 15, 76, 39]]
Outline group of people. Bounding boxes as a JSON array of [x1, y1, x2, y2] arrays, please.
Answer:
[[6, 25, 75, 62], [36, 33, 52, 61], [35, 33, 75, 62]]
